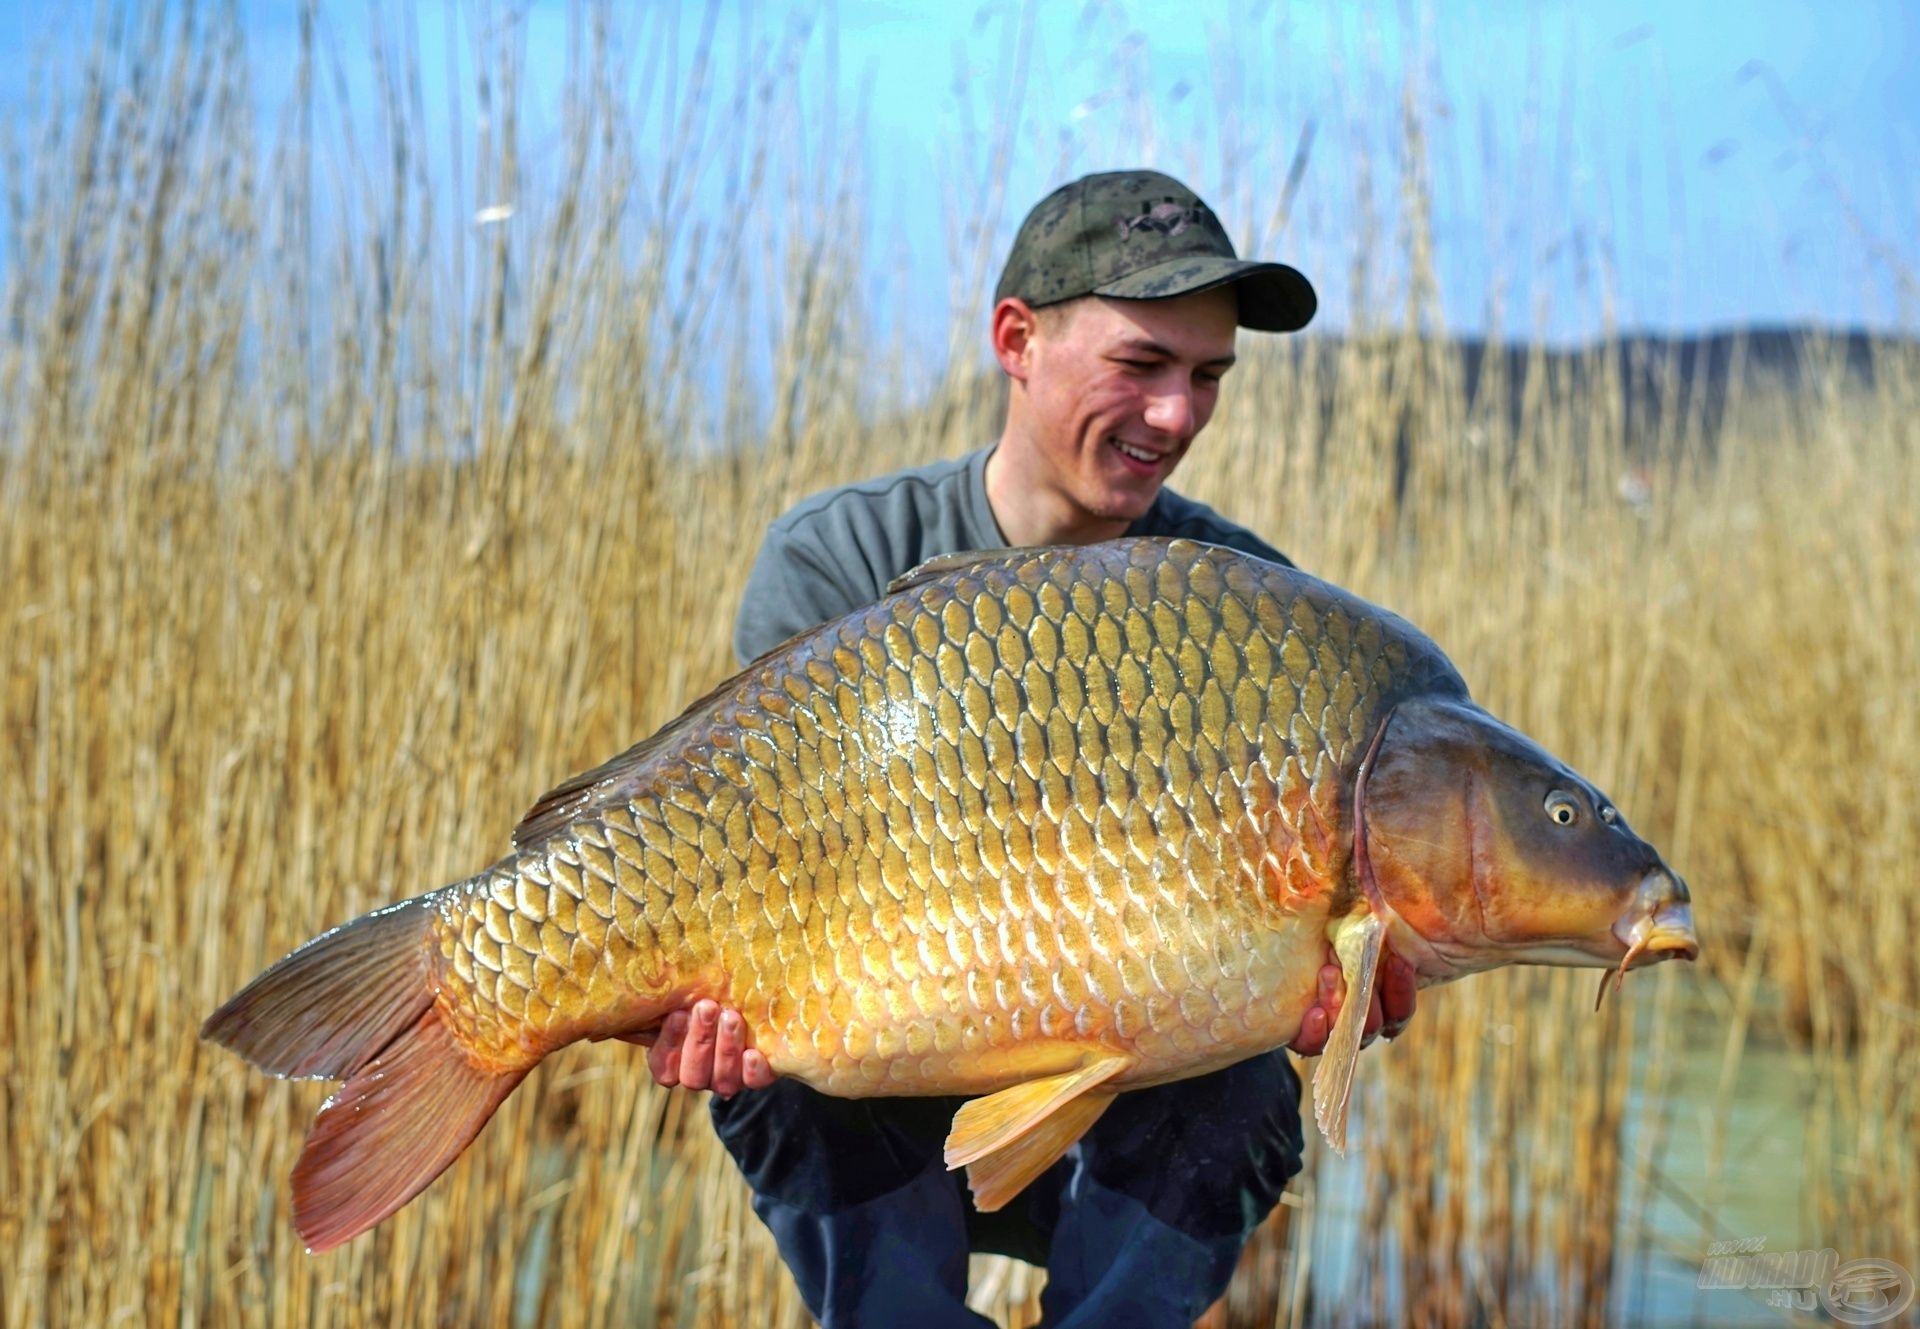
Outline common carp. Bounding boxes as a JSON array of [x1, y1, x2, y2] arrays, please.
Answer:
[[203, 537, 1698, 1253]]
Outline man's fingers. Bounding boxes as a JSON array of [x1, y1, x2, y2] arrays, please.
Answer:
[[678, 1000, 720, 1091], [649, 1011, 688, 1087], [1290, 1006, 1330, 1056], [1360, 986, 1385, 1047], [1286, 964, 1344, 1055], [1380, 952, 1418, 1040], [711, 1009, 746, 1097], [646, 1002, 774, 1095]]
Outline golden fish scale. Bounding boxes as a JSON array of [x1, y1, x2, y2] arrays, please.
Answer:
[[431, 540, 1458, 1094]]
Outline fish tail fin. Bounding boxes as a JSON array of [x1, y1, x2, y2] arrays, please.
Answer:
[[201, 890, 528, 1251], [291, 1006, 528, 1252], [200, 894, 440, 1079]]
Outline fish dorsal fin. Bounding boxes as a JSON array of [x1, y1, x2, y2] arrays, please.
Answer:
[[1311, 909, 1384, 1154], [885, 545, 1078, 597], [943, 1053, 1133, 1210], [512, 629, 821, 850], [513, 732, 676, 851]]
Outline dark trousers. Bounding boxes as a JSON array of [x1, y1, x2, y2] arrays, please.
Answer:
[[709, 1050, 1304, 1328]]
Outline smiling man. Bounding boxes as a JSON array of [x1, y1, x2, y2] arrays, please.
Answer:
[[650, 171, 1417, 1328]]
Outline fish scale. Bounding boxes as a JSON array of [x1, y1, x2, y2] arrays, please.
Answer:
[[430, 538, 1457, 1095]]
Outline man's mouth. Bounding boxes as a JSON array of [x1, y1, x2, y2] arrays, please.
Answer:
[[1106, 437, 1169, 474]]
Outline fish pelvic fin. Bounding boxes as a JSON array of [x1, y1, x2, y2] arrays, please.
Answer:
[[944, 1054, 1133, 1210], [1312, 910, 1385, 1155], [964, 1090, 1116, 1213], [292, 1006, 528, 1253], [201, 894, 440, 1080]]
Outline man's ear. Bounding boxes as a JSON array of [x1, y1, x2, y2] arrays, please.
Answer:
[[991, 298, 1039, 382]]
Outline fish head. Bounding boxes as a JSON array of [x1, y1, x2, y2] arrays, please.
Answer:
[[1360, 696, 1698, 980]]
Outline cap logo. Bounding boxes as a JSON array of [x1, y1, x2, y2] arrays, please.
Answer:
[[1116, 199, 1210, 240]]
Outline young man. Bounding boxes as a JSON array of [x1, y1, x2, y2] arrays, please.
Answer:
[[648, 171, 1417, 1327]]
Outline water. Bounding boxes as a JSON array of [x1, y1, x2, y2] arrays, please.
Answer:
[[1305, 979, 1904, 1327]]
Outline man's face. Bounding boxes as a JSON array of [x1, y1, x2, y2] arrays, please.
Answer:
[[1020, 286, 1239, 525]]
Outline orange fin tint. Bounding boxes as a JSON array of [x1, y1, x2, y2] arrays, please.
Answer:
[[1312, 910, 1384, 1154], [292, 1006, 527, 1253], [944, 1053, 1131, 1174], [201, 896, 437, 1080], [964, 1090, 1116, 1212]]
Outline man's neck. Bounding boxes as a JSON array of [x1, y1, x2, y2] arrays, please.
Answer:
[[984, 429, 1135, 548]]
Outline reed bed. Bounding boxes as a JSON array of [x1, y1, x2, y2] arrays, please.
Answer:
[[3, 7, 1914, 1327]]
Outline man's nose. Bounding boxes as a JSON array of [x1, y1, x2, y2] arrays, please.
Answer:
[[1143, 383, 1196, 438]]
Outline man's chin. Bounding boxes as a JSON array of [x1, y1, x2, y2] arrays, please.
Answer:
[[1093, 482, 1166, 525], [1073, 496, 1155, 531]]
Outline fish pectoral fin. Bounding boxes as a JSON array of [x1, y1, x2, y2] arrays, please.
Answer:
[[943, 1053, 1133, 1174], [963, 1090, 1117, 1213], [1311, 911, 1386, 1156]]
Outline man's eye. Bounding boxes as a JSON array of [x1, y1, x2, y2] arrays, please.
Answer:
[[1117, 359, 1156, 371]]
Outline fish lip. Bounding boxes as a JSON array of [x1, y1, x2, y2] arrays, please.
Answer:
[[1612, 871, 1700, 968]]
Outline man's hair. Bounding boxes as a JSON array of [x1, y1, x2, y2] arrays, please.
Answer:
[[1029, 297, 1087, 335]]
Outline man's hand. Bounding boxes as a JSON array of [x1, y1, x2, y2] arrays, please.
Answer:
[[635, 999, 777, 1097], [1287, 949, 1417, 1056]]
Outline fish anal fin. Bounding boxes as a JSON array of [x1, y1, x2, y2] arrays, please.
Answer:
[[1311, 911, 1385, 1155], [291, 1006, 528, 1253], [965, 1091, 1115, 1212], [943, 1054, 1132, 1170]]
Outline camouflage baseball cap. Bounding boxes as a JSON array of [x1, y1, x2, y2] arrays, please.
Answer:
[[994, 169, 1316, 332]]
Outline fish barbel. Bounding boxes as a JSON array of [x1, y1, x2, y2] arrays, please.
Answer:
[[204, 537, 1698, 1252]]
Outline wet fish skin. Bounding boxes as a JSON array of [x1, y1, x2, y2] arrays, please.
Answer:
[[432, 537, 1462, 1094]]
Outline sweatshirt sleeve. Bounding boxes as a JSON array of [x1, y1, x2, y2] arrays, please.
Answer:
[[731, 517, 869, 666]]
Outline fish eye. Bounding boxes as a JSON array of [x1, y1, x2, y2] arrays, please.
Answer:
[[1545, 791, 1581, 827]]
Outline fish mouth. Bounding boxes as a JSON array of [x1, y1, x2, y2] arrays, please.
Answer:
[[1596, 871, 1698, 1007]]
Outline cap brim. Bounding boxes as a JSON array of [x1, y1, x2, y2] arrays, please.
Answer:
[[1094, 257, 1317, 332]]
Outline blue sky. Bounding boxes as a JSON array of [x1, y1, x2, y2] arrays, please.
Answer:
[[827, 0, 1918, 337], [1, 0, 1914, 349]]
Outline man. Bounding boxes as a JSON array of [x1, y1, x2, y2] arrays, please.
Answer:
[[646, 171, 1418, 1327]]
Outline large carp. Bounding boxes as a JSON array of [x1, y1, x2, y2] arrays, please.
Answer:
[[205, 538, 1697, 1253]]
